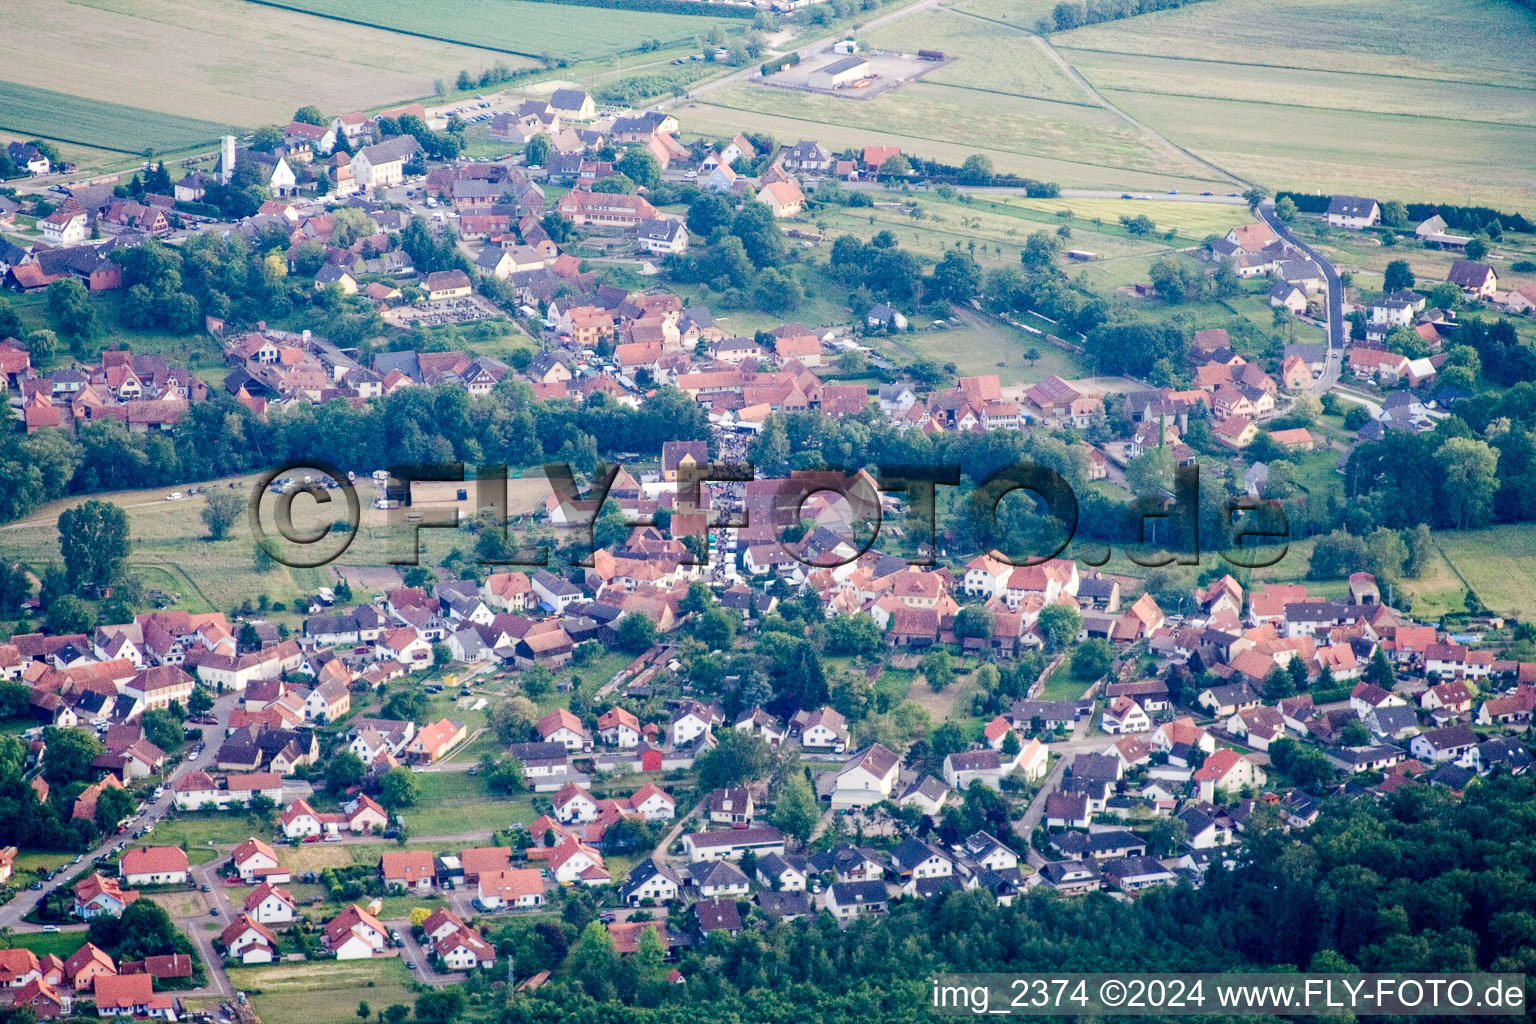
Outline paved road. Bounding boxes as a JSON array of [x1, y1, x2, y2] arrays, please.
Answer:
[[184, 858, 235, 998], [0, 693, 240, 930], [1259, 200, 1345, 395]]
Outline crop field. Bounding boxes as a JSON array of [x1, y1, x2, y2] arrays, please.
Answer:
[[680, 79, 1225, 193], [269, 0, 741, 61], [1052, 0, 1536, 87], [1048, 0, 1536, 207], [228, 960, 416, 1024], [1429, 525, 1536, 620], [858, 9, 1091, 106], [0, 0, 528, 147], [0, 80, 234, 155]]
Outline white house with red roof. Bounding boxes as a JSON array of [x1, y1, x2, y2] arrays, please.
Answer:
[[244, 881, 297, 924], [324, 904, 388, 959], [379, 850, 435, 892], [627, 782, 675, 821], [554, 783, 600, 824], [535, 708, 588, 750], [119, 847, 188, 886], [1099, 696, 1151, 735], [597, 706, 641, 747], [219, 913, 280, 964], [1193, 749, 1266, 802], [476, 868, 546, 910], [232, 837, 286, 883]]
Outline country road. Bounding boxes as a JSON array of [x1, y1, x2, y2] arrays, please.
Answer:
[[1259, 200, 1346, 395]]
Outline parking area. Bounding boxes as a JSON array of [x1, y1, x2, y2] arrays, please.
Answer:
[[760, 48, 950, 100]]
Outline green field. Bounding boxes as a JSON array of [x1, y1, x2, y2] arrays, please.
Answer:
[[3, 931, 90, 960], [228, 959, 417, 1024], [149, 813, 272, 851], [859, 9, 1093, 106], [1424, 525, 1536, 621], [870, 311, 1089, 387], [397, 770, 538, 836], [1048, 0, 1536, 207], [0, 81, 235, 153], [269, 0, 742, 61]]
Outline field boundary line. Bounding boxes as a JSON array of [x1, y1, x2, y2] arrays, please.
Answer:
[[686, 98, 1220, 181], [946, 7, 1248, 187], [1049, 45, 1536, 94], [917, 79, 1103, 110], [230, 0, 544, 57], [1098, 87, 1536, 131]]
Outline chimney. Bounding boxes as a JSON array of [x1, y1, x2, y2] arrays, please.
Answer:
[[220, 135, 236, 185]]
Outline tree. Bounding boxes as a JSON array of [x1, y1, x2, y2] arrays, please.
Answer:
[[1464, 237, 1488, 261], [200, 489, 244, 541], [379, 767, 418, 809], [615, 148, 662, 189], [697, 730, 772, 792], [356, 1001, 370, 1024], [1125, 444, 1174, 498], [58, 499, 130, 596], [921, 649, 954, 692], [490, 696, 539, 744], [326, 751, 365, 791], [1404, 523, 1434, 578], [953, 604, 993, 640], [1120, 213, 1156, 236], [45, 594, 96, 634], [1380, 200, 1408, 228], [1070, 639, 1111, 680], [593, 499, 630, 551], [1037, 604, 1081, 650], [1383, 259, 1415, 293], [46, 278, 99, 341], [43, 726, 104, 787], [616, 612, 657, 653], [1435, 436, 1499, 528], [294, 105, 326, 125], [24, 329, 59, 370], [414, 991, 465, 1024], [1364, 648, 1395, 688], [1275, 196, 1298, 222], [481, 755, 526, 795], [250, 125, 283, 152], [1019, 230, 1059, 271], [825, 613, 881, 656], [770, 773, 819, 845], [958, 154, 994, 185], [569, 921, 618, 1001], [1341, 719, 1370, 746], [1146, 815, 1189, 856], [877, 154, 911, 177], [525, 134, 552, 167], [929, 250, 981, 304]]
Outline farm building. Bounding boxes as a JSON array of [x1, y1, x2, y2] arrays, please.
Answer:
[[810, 56, 871, 89]]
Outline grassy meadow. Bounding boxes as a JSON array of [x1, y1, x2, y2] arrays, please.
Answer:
[[227, 960, 417, 1024], [0, 80, 235, 154], [273, 0, 741, 61], [0, 0, 526, 143], [1048, 0, 1536, 207]]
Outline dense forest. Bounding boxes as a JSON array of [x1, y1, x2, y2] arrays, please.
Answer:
[[483, 774, 1536, 1023]]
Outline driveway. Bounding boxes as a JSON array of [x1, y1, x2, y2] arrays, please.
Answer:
[[393, 923, 465, 989]]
